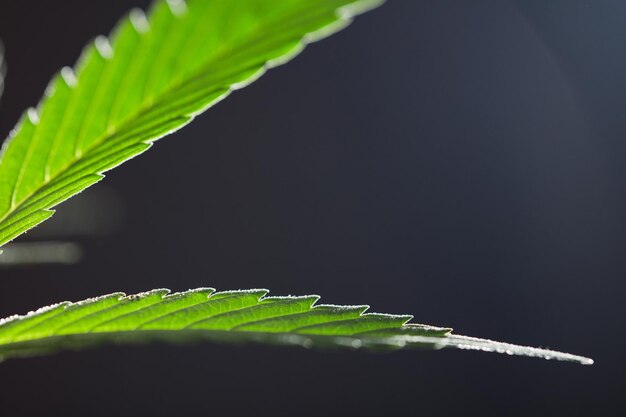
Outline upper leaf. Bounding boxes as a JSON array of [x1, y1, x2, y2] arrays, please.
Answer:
[[0, 0, 383, 247], [0, 287, 592, 364]]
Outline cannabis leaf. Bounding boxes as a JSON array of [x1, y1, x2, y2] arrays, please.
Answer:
[[0, 287, 592, 364], [0, 0, 382, 247]]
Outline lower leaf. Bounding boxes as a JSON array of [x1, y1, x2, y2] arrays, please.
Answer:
[[0, 287, 593, 364]]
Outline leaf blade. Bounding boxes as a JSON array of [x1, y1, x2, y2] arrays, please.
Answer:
[[0, 0, 384, 247], [0, 287, 593, 364]]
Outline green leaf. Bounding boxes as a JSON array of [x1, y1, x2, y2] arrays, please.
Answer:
[[0, 0, 383, 247], [0, 287, 592, 364]]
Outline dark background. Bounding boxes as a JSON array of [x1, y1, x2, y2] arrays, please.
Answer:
[[0, 0, 624, 415]]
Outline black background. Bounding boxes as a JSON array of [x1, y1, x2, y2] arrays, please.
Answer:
[[1, 1, 624, 415]]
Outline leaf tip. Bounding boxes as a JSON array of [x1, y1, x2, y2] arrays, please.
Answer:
[[338, 0, 386, 19], [26, 108, 39, 125], [581, 357, 594, 365], [166, 0, 187, 17], [94, 35, 114, 60], [60, 66, 77, 88], [129, 8, 150, 34]]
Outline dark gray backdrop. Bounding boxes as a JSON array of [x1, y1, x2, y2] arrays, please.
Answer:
[[0, 1, 624, 415]]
